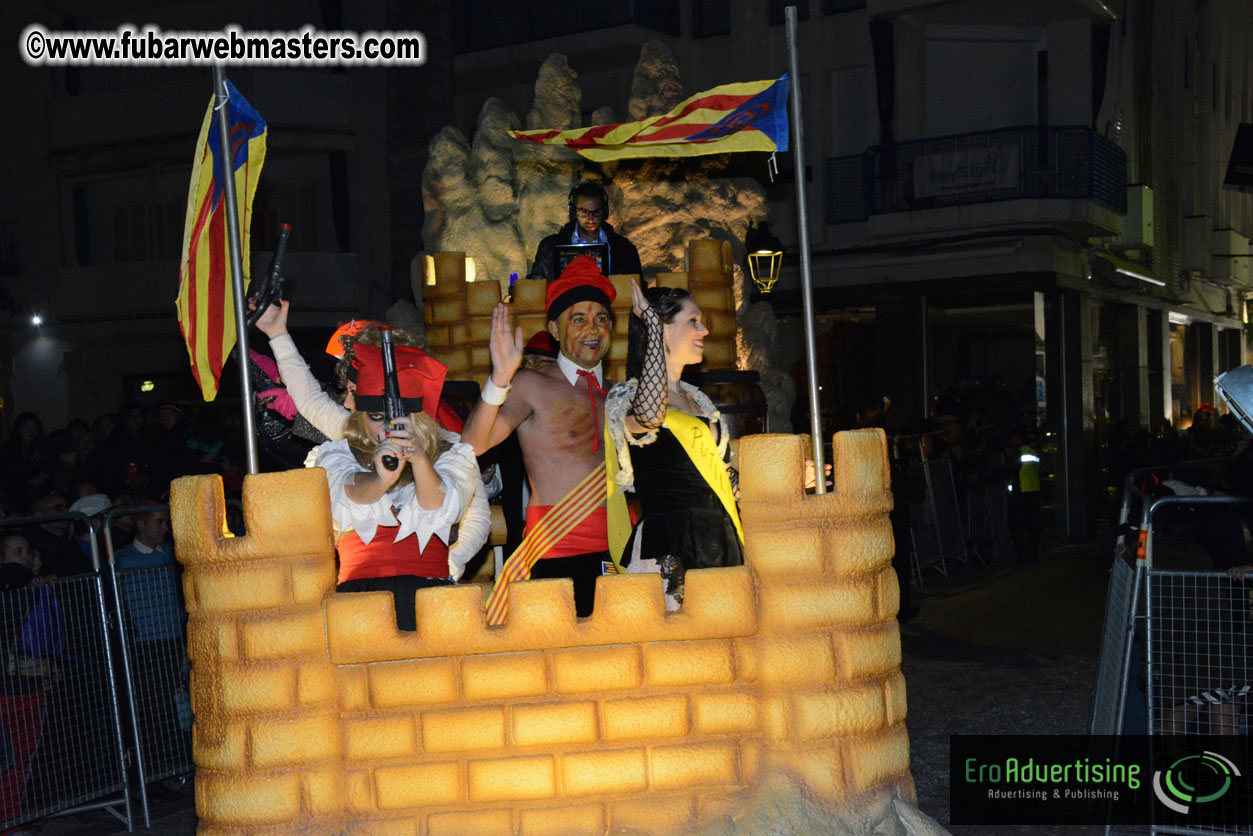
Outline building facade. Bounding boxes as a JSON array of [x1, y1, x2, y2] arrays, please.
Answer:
[[0, 0, 451, 430], [450, 0, 1252, 538]]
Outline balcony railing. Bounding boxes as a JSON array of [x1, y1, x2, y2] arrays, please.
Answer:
[[826, 126, 1127, 223]]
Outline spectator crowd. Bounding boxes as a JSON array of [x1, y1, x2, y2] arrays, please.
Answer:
[[0, 401, 215, 835], [0, 401, 246, 570]]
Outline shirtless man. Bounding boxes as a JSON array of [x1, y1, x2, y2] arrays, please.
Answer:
[[463, 256, 641, 616]]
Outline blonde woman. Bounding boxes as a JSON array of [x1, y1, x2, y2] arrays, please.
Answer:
[[313, 327, 479, 630]]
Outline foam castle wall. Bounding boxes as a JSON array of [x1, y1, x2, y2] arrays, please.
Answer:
[[421, 239, 738, 386], [171, 431, 911, 836]]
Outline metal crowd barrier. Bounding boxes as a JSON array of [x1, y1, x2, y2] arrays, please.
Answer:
[[104, 505, 193, 828], [1093, 482, 1253, 836], [890, 433, 1003, 585], [1147, 569, 1250, 738], [923, 459, 973, 568], [1090, 555, 1138, 736], [1143, 497, 1253, 836], [0, 498, 233, 832], [907, 499, 946, 586], [1092, 462, 1238, 741], [965, 482, 1012, 564], [0, 512, 133, 833]]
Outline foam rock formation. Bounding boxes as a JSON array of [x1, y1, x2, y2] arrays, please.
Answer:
[[419, 42, 767, 300]]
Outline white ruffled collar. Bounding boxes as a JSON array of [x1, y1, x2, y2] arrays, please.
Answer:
[[603, 378, 728, 491]]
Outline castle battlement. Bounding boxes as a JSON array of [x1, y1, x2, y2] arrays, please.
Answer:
[[171, 430, 911, 836]]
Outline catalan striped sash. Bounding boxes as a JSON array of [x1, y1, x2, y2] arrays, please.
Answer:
[[485, 461, 608, 626]]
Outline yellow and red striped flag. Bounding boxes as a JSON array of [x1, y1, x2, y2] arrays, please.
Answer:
[[175, 79, 267, 400], [511, 75, 789, 161]]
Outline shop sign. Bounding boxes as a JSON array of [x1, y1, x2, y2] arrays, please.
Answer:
[[914, 146, 1019, 198]]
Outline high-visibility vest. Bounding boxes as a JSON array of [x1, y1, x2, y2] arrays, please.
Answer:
[[1017, 444, 1040, 493]]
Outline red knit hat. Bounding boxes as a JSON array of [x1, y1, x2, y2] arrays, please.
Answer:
[[352, 343, 447, 420], [546, 256, 616, 320], [523, 331, 559, 358]]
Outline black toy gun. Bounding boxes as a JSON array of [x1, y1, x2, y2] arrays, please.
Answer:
[[379, 326, 404, 472], [245, 223, 291, 328]]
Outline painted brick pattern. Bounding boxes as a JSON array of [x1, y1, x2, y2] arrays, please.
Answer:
[[172, 468, 345, 834], [172, 430, 911, 836]]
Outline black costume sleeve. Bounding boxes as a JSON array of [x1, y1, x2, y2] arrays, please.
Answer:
[[628, 305, 667, 430]]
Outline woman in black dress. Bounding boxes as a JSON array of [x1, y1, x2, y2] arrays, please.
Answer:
[[606, 281, 744, 610]]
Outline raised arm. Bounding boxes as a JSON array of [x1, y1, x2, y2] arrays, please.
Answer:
[[462, 303, 530, 454], [255, 299, 351, 439], [624, 279, 667, 434], [407, 447, 446, 509]]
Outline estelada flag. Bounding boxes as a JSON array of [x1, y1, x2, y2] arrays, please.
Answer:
[[175, 79, 267, 401], [510, 75, 789, 161]]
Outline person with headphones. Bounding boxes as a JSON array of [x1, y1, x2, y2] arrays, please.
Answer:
[[526, 182, 642, 280]]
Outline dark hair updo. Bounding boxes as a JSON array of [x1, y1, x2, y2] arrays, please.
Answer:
[[626, 286, 694, 380]]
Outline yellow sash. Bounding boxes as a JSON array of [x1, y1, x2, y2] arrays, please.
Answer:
[[485, 426, 628, 625], [664, 410, 744, 543], [604, 424, 630, 571]]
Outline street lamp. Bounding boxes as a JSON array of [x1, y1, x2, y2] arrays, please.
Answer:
[[745, 222, 784, 294], [748, 249, 782, 294]]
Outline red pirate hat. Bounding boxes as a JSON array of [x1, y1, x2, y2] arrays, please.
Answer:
[[545, 256, 616, 320], [352, 343, 447, 420], [325, 319, 379, 358]]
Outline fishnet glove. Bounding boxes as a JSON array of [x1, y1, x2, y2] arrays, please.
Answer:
[[727, 465, 740, 503], [628, 304, 667, 430]]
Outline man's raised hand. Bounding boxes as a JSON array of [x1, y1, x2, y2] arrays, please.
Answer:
[[489, 303, 524, 386]]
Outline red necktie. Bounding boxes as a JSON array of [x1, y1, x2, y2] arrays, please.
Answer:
[[576, 369, 606, 453]]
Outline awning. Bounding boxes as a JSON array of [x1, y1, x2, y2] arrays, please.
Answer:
[[1091, 252, 1165, 287]]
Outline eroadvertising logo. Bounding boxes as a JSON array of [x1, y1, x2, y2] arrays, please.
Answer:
[[963, 752, 1141, 802], [1152, 750, 1241, 815], [949, 735, 1250, 827]]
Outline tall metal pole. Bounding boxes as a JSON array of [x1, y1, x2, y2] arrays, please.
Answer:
[[212, 65, 259, 475], [786, 7, 826, 493]]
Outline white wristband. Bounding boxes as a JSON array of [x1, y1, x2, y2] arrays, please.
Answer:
[[481, 378, 511, 406]]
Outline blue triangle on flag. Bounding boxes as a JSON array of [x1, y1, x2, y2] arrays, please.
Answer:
[[685, 74, 789, 151]]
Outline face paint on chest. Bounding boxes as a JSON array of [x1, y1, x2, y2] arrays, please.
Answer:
[[550, 398, 598, 455], [553, 301, 611, 368]]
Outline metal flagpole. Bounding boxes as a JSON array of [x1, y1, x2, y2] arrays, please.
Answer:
[[786, 6, 826, 493], [212, 65, 260, 475]]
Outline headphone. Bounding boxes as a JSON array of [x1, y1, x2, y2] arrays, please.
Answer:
[[567, 182, 609, 224]]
